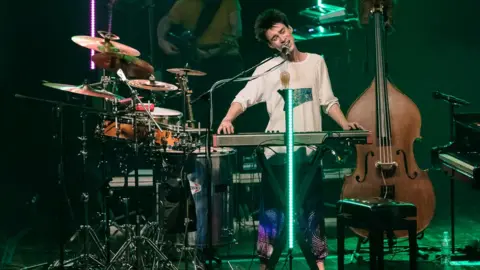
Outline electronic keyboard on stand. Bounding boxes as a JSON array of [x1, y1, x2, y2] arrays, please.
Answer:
[[212, 130, 372, 147]]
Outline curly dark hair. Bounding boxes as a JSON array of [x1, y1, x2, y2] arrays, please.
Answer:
[[254, 9, 291, 43]]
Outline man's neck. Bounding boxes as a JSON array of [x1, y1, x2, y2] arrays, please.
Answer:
[[287, 49, 307, 62]]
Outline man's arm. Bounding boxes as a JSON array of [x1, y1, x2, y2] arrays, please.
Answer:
[[157, 15, 171, 42], [201, 0, 242, 59], [228, 0, 242, 39], [327, 104, 349, 129], [157, 15, 179, 54], [327, 104, 364, 130], [223, 102, 244, 122], [217, 102, 244, 134], [217, 64, 266, 134]]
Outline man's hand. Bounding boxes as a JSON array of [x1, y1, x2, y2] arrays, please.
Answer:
[[342, 122, 364, 130], [196, 48, 211, 60], [158, 39, 179, 55], [217, 119, 235, 134]]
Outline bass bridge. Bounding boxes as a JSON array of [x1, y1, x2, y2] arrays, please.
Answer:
[[375, 161, 398, 178]]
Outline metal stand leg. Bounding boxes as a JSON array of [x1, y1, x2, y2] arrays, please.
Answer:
[[60, 112, 107, 269], [106, 73, 176, 270]]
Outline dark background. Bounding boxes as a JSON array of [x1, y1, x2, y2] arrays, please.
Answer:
[[2, 0, 480, 251]]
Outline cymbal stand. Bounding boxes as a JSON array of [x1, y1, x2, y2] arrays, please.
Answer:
[[53, 104, 67, 269], [174, 73, 197, 151], [173, 72, 203, 269], [107, 69, 176, 270], [65, 111, 107, 269], [95, 113, 115, 266]]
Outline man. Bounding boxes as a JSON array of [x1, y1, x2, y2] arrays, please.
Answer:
[[157, 0, 244, 125], [217, 9, 362, 270]]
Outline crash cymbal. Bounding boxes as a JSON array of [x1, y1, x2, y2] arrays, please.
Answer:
[[92, 52, 153, 79], [166, 68, 207, 76], [42, 81, 118, 99], [128, 79, 178, 91], [71, 35, 140, 56]]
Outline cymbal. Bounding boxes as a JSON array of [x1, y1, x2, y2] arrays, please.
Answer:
[[166, 68, 207, 76], [42, 81, 118, 100], [71, 35, 140, 56], [128, 79, 178, 91], [92, 52, 153, 79]]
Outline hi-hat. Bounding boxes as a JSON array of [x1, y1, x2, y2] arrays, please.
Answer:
[[166, 68, 207, 76], [42, 81, 119, 100], [127, 79, 178, 91], [92, 52, 153, 79], [72, 35, 140, 56]]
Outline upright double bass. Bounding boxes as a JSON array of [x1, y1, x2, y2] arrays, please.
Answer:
[[341, 0, 436, 239]]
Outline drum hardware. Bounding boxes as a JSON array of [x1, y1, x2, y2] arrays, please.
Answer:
[[14, 94, 114, 269], [62, 111, 108, 269], [106, 69, 175, 270], [52, 103, 69, 269], [95, 115, 114, 265], [175, 72, 196, 129]]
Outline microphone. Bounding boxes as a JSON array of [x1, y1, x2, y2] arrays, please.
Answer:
[[281, 44, 290, 56], [116, 68, 128, 82], [432, 91, 470, 106]]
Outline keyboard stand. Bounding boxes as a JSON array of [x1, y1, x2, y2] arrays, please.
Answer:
[[254, 147, 328, 269]]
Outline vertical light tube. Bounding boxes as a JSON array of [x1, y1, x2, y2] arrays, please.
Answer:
[[286, 88, 294, 249], [90, 0, 96, 69]]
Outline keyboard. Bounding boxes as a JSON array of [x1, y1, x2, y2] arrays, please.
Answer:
[[212, 130, 372, 147]]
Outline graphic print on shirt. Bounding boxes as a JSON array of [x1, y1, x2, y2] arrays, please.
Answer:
[[280, 88, 313, 111]]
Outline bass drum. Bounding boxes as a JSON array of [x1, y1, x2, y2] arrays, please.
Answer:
[[186, 147, 237, 248]]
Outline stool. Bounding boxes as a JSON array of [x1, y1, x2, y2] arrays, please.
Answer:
[[336, 198, 418, 270]]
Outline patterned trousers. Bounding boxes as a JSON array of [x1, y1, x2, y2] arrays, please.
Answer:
[[256, 162, 328, 264]]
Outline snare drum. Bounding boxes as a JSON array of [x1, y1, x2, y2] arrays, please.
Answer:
[[151, 107, 183, 126]]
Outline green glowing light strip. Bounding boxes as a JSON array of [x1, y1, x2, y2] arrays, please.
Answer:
[[286, 88, 294, 249]]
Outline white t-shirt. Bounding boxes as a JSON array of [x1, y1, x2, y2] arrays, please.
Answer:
[[232, 53, 340, 164]]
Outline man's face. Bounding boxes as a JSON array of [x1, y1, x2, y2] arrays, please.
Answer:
[[265, 23, 295, 54]]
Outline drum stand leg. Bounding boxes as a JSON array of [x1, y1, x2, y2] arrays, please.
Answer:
[[49, 104, 71, 269], [65, 111, 107, 269], [96, 122, 114, 265], [139, 138, 171, 269], [106, 80, 176, 270]]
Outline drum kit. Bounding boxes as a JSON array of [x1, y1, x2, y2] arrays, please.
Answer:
[[16, 30, 236, 270]]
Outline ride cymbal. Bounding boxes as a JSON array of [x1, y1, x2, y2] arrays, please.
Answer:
[[166, 68, 207, 76], [42, 81, 118, 99], [128, 79, 179, 91], [92, 52, 153, 79], [72, 35, 140, 56]]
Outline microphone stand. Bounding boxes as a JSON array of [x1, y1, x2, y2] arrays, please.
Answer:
[[144, 0, 156, 65], [190, 54, 277, 268]]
